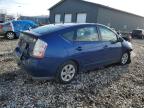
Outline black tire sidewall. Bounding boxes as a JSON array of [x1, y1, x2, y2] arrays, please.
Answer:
[[6, 32, 16, 40], [121, 52, 131, 65], [56, 61, 78, 84]]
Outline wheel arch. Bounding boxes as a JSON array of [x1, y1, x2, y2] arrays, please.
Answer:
[[121, 50, 131, 64], [5, 31, 15, 34], [5, 31, 16, 36], [55, 59, 80, 83], [56, 58, 80, 75], [68, 59, 80, 72], [122, 45, 132, 54]]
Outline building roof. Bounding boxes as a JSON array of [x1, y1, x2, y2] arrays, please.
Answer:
[[49, 0, 144, 18]]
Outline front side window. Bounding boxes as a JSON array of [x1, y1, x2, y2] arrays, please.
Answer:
[[99, 26, 117, 41], [76, 27, 99, 41]]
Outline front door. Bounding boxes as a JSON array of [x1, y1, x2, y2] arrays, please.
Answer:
[[72, 26, 106, 69], [98, 25, 122, 64]]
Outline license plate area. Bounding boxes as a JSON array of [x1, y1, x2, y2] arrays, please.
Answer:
[[18, 39, 29, 60]]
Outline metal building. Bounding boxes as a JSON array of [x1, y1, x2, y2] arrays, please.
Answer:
[[49, 0, 144, 32]]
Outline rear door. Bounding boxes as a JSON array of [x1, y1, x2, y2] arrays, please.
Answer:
[[98, 25, 122, 64], [72, 26, 106, 69]]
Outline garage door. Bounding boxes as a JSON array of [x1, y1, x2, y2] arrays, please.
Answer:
[[55, 14, 61, 23], [64, 14, 72, 23], [76, 13, 87, 23]]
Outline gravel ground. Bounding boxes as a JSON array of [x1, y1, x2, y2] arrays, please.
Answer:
[[132, 39, 144, 46], [0, 37, 18, 54], [0, 38, 144, 108]]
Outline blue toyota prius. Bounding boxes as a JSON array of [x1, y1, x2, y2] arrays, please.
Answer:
[[15, 23, 133, 83]]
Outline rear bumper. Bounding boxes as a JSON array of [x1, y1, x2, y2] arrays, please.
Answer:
[[15, 51, 57, 79]]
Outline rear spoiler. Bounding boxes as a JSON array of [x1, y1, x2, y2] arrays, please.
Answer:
[[21, 30, 41, 37]]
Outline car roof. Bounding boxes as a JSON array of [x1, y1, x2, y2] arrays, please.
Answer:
[[35, 23, 108, 31], [31, 23, 98, 35], [13, 20, 36, 24], [41, 23, 92, 29], [26, 23, 112, 36], [48, 23, 103, 28], [2, 20, 34, 24], [12, 20, 33, 22]]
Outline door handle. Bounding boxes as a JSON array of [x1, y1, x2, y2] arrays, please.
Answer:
[[76, 46, 82, 51]]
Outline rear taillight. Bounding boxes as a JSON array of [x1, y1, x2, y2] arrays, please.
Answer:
[[32, 39, 47, 58]]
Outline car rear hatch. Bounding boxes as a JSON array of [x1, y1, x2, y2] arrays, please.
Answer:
[[16, 30, 48, 62], [15, 32, 38, 61]]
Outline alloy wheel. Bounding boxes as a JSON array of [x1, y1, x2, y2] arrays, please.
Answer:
[[60, 64, 76, 82], [6, 32, 15, 40]]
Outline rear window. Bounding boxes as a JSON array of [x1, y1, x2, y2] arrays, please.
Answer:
[[32, 25, 66, 34]]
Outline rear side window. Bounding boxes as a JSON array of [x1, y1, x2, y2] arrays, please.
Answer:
[[62, 31, 74, 41], [76, 27, 99, 41], [99, 26, 117, 41]]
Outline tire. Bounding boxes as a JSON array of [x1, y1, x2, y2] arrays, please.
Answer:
[[120, 52, 131, 65], [5, 32, 16, 40], [56, 61, 78, 84]]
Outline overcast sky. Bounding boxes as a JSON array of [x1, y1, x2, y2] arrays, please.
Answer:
[[0, 0, 144, 17]]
